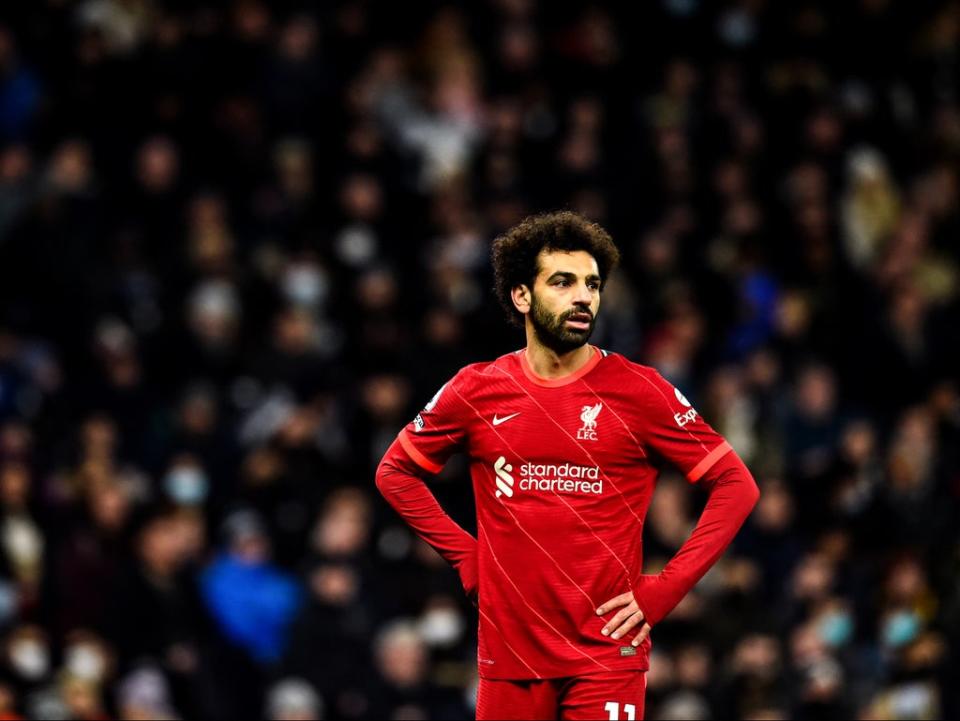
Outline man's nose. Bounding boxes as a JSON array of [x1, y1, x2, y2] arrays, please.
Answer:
[[573, 282, 593, 305]]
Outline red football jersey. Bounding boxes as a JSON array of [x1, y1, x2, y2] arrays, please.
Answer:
[[397, 346, 732, 680]]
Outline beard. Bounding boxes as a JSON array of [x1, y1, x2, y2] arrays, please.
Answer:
[[529, 293, 596, 354]]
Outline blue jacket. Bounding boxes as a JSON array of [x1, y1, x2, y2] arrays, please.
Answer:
[[201, 554, 303, 664]]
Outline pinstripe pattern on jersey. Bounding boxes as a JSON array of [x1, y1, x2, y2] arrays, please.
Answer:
[[479, 520, 614, 673], [449, 380, 634, 583], [489, 365, 645, 525], [614, 355, 710, 456], [479, 463, 599, 610], [477, 606, 542, 678]]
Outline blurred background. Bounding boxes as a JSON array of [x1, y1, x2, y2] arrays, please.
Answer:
[[0, 0, 956, 719]]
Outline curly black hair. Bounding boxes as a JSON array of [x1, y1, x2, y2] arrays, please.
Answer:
[[491, 211, 621, 327]]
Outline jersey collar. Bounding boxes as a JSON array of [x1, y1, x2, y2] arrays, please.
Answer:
[[519, 345, 602, 388]]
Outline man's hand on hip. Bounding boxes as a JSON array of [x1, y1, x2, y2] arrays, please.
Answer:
[[597, 591, 651, 647]]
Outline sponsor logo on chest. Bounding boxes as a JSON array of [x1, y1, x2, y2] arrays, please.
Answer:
[[493, 456, 603, 498]]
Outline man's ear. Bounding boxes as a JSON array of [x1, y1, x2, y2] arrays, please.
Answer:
[[511, 284, 531, 315]]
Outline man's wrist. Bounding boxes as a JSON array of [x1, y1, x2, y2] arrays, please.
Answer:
[[631, 573, 674, 627]]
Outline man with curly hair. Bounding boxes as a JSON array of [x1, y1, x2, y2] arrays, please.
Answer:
[[376, 211, 759, 720]]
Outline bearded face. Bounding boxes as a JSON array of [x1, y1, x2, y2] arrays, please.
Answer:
[[529, 290, 596, 354]]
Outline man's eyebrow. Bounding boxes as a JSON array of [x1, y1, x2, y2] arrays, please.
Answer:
[[545, 271, 602, 282]]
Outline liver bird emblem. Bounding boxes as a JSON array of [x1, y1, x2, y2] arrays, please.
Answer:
[[579, 403, 603, 431]]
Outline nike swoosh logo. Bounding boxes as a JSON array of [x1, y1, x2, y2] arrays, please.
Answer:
[[492, 412, 521, 426]]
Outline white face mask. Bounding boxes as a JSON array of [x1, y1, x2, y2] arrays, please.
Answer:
[[335, 224, 377, 268], [3, 518, 43, 567], [164, 466, 209, 506], [418, 608, 464, 647], [282, 263, 329, 308], [10, 638, 49, 680], [65, 644, 107, 682]]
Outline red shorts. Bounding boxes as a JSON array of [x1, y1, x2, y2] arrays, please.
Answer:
[[476, 671, 646, 721]]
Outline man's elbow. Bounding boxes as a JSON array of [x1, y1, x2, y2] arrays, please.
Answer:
[[375, 454, 395, 497], [745, 475, 760, 510], [376, 437, 421, 498], [728, 451, 760, 512], [736, 462, 761, 516]]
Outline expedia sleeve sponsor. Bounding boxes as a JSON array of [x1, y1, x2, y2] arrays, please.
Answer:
[[673, 408, 698, 427], [635, 370, 732, 484]]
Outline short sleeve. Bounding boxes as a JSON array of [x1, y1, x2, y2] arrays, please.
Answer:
[[636, 371, 732, 484], [397, 372, 469, 474]]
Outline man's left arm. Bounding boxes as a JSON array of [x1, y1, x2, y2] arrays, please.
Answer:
[[598, 370, 759, 645], [599, 449, 758, 644]]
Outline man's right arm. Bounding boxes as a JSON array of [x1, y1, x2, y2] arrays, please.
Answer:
[[376, 435, 478, 600]]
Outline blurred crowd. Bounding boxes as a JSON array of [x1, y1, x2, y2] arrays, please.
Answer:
[[0, 0, 957, 719]]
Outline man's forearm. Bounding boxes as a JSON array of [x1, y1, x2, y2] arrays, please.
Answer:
[[376, 438, 478, 585], [633, 450, 759, 626]]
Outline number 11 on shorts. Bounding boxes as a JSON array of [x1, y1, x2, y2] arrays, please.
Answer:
[[604, 701, 637, 720]]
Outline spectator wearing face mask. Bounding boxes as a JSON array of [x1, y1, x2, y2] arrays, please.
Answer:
[[61, 630, 114, 690], [3, 625, 50, 699], [264, 677, 324, 721], [2, 624, 59, 718], [0, 461, 43, 616], [366, 619, 462, 720], [115, 664, 181, 721]]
